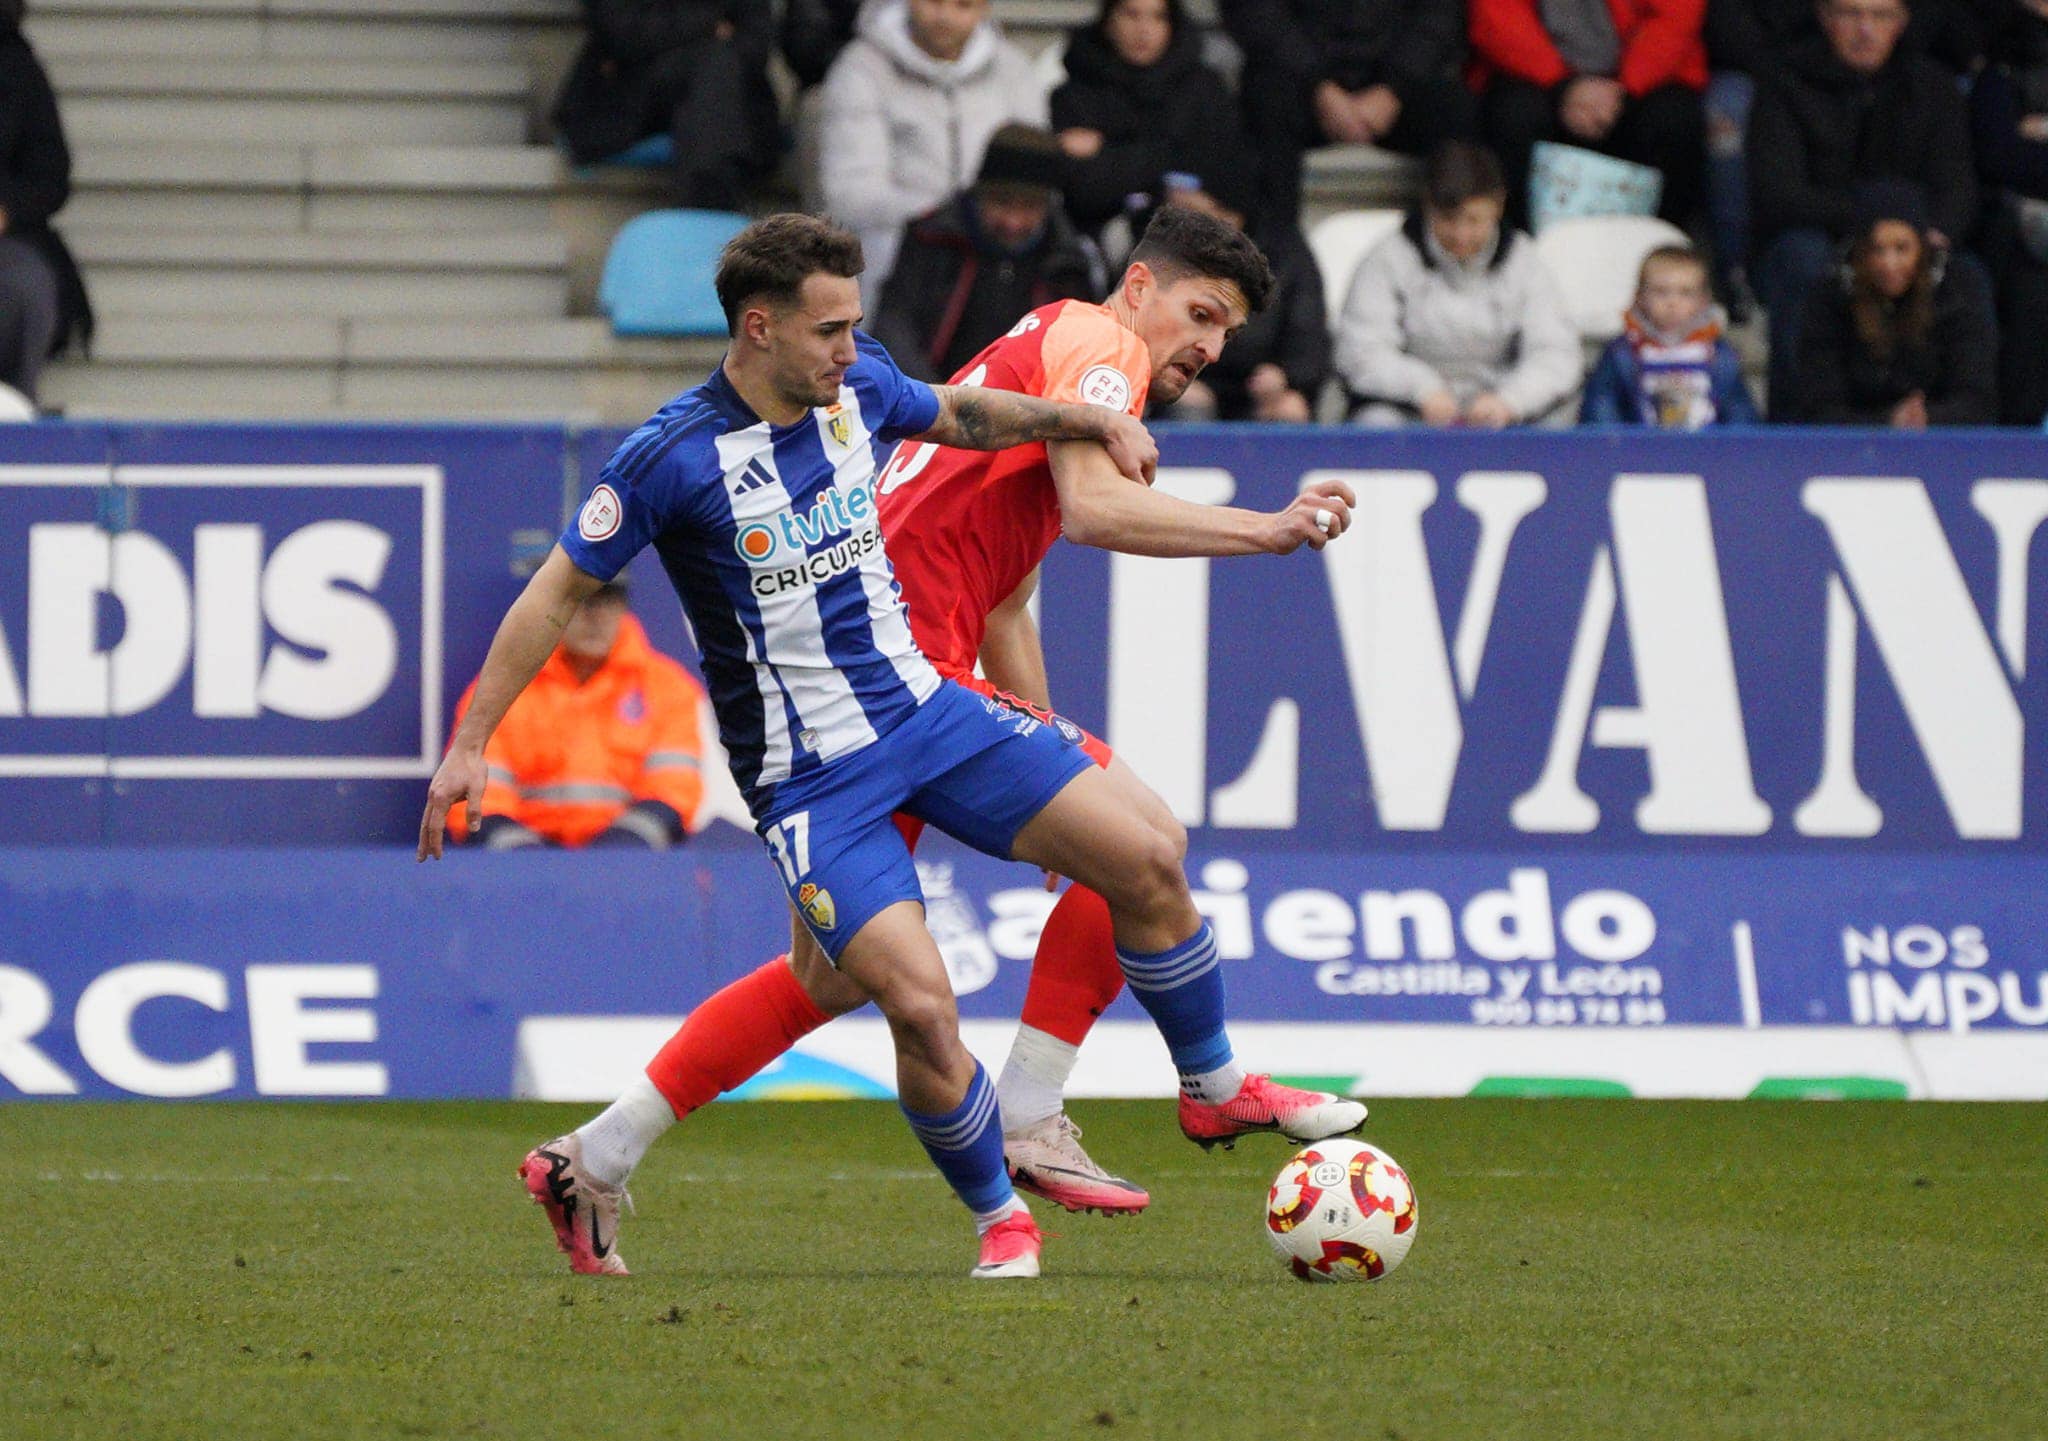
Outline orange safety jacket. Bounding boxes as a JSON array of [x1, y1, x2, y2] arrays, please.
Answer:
[[448, 614, 707, 847]]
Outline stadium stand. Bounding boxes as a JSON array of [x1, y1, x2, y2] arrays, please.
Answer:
[[18, 0, 1447, 423], [1306, 207, 1403, 325]]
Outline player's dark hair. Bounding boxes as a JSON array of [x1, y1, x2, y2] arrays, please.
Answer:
[[1127, 205, 1275, 315], [1423, 141, 1508, 212], [714, 213, 865, 335]]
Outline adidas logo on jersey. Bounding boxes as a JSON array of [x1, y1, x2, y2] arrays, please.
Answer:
[[729, 456, 780, 497]]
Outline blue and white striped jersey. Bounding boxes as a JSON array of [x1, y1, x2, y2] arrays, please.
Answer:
[[559, 333, 944, 811]]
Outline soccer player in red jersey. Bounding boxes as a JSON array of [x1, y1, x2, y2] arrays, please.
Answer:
[[539, 207, 1362, 1260]]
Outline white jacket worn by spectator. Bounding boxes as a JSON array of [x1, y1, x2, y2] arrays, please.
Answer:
[[817, 0, 1047, 302], [1334, 209, 1581, 425]]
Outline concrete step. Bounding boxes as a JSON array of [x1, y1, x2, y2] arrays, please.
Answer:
[[67, 227, 571, 317], [52, 58, 534, 145], [42, 314, 722, 422], [1302, 144, 1425, 231], [66, 143, 570, 232]]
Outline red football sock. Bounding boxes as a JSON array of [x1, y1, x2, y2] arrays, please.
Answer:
[[643, 955, 831, 1119], [1019, 884, 1125, 1046]]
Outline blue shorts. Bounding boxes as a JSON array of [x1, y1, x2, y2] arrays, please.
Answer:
[[754, 679, 1096, 962]]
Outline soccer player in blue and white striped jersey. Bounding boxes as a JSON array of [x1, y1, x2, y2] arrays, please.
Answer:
[[419, 214, 1346, 1279]]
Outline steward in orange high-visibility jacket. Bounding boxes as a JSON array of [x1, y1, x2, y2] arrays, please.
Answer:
[[448, 583, 707, 849]]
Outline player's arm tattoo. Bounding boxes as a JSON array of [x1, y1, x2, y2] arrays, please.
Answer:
[[925, 385, 1116, 452]]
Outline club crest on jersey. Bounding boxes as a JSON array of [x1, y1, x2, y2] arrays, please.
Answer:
[[798, 882, 837, 930], [824, 407, 851, 447], [1079, 365, 1133, 412], [578, 483, 622, 541]]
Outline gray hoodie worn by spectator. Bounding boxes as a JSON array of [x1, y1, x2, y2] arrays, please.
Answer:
[[1333, 210, 1580, 423], [817, 0, 1047, 300]]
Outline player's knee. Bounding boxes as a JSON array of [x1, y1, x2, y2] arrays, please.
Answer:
[[1111, 826, 1192, 920], [877, 983, 957, 1053]]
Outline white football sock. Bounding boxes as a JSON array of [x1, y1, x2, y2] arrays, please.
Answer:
[[996, 1025, 1079, 1135], [573, 1076, 675, 1187], [1178, 1061, 1247, 1105], [973, 1196, 1029, 1236]]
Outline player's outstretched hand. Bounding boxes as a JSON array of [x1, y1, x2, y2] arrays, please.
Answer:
[[417, 746, 485, 861], [1267, 477, 1356, 553], [1100, 410, 1159, 487]]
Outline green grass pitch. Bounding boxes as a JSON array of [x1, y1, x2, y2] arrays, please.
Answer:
[[7, 1098, 2043, 1441]]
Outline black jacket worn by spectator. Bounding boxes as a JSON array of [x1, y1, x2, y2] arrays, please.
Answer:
[[552, 0, 776, 189], [1749, 35, 1979, 248], [0, 26, 90, 357], [1792, 251, 1998, 423], [1220, 0, 1464, 98], [780, 0, 861, 87], [1197, 222, 1330, 419], [1050, 24, 1252, 233], [872, 196, 1102, 383]]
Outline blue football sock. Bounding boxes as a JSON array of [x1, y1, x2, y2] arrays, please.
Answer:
[[900, 1059, 1015, 1216], [1117, 923, 1234, 1076]]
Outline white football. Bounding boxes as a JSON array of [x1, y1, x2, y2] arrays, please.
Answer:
[[1264, 1139, 1418, 1283]]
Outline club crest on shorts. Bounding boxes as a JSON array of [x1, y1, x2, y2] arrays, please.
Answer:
[[1054, 716, 1084, 747], [799, 882, 837, 930], [578, 483, 622, 542], [824, 406, 851, 447]]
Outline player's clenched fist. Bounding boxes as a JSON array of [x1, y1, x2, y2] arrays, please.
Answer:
[[1099, 409, 1159, 487], [1265, 478, 1356, 553]]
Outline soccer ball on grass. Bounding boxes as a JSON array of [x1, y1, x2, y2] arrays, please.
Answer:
[[1264, 1139, 1417, 1283]]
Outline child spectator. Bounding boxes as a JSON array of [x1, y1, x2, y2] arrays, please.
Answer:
[[872, 126, 1103, 383], [1581, 245, 1758, 425], [1051, 0, 1255, 247], [1333, 141, 1581, 427], [1788, 179, 1998, 425], [817, 0, 1047, 303]]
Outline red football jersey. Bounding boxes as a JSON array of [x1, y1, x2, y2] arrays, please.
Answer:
[[877, 300, 1151, 675]]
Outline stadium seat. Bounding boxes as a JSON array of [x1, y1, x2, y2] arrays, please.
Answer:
[[1307, 209, 1404, 324], [1033, 39, 1069, 92], [1532, 214, 1692, 341], [598, 209, 751, 337], [0, 382, 36, 421]]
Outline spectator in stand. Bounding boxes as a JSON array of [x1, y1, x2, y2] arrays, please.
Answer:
[[1051, 0, 1255, 248], [1468, 0, 1709, 230], [1220, 0, 1478, 221], [1580, 244, 1759, 424], [449, 582, 707, 850], [781, 0, 863, 88], [0, 1, 90, 406], [1788, 179, 1998, 424], [1333, 141, 1581, 427], [872, 126, 1104, 383], [818, 0, 1047, 304], [1702, 0, 1824, 311], [1151, 167, 1330, 422], [1970, 0, 2048, 422], [1750, 0, 1978, 415], [550, 0, 778, 209]]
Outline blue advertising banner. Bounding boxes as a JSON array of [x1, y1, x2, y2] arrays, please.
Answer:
[[0, 425, 562, 842], [2, 839, 2043, 1100], [2, 423, 2045, 1099]]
